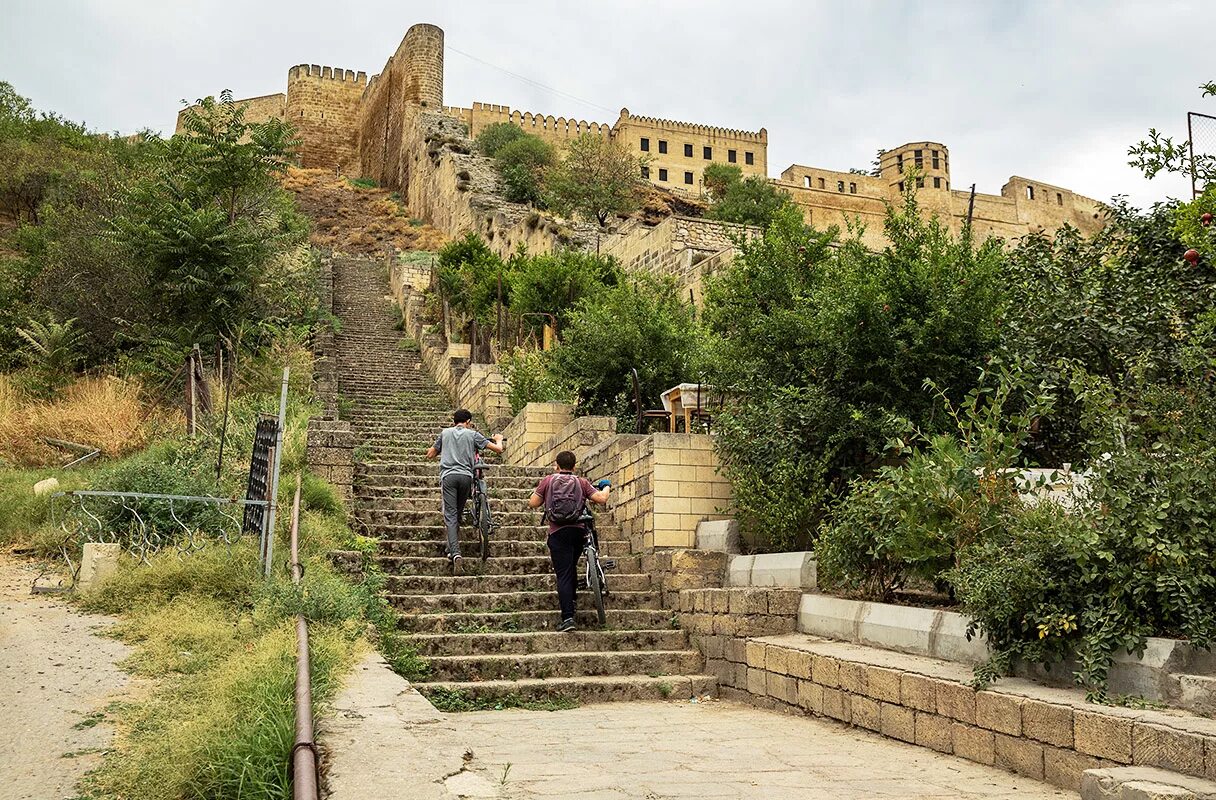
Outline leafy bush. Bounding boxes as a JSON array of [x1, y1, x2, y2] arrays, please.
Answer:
[[435, 231, 505, 325], [547, 275, 704, 417], [705, 200, 1007, 549], [703, 162, 796, 228], [474, 122, 527, 157], [499, 347, 577, 413], [509, 248, 621, 333], [495, 135, 554, 205]]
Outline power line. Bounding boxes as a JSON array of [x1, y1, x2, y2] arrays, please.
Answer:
[[444, 45, 617, 116]]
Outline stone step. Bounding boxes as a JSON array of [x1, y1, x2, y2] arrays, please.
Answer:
[[388, 589, 662, 614], [358, 510, 546, 528], [1081, 767, 1216, 800], [356, 475, 543, 490], [373, 534, 628, 555], [356, 463, 551, 478], [355, 489, 536, 506], [407, 628, 689, 657], [375, 554, 643, 577], [415, 674, 716, 708], [420, 649, 704, 683], [396, 608, 676, 633], [386, 571, 653, 595]]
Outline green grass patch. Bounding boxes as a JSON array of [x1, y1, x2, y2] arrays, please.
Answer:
[[425, 688, 578, 713], [0, 466, 95, 553]]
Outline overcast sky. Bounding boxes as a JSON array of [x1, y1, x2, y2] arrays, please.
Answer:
[[3, 0, 1211, 207]]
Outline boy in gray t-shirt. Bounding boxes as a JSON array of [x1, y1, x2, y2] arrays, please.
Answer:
[[425, 409, 504, 573]]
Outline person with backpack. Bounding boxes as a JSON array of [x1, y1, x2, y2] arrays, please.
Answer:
[[528, 450, 611, 632], [425, 409, 504, 574]]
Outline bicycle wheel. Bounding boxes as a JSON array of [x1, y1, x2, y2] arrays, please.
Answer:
[[477, 494, 492, 562], [586, 548, 607, 626]]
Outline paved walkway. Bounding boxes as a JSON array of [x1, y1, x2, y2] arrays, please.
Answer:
[[323, 654, 1069, 800], [0, 556, 130, 800]]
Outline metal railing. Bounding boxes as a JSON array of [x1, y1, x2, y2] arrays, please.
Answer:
[[287, 475, 320, 800]]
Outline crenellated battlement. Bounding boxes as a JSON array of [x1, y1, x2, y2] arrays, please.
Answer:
[[510, 110, 611, 138], [471, 102, 509, 114], [617, 108, 767, 142], [289, 63, 368, 86]]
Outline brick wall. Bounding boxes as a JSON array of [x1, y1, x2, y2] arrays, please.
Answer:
[[502, 403, 576, 466]]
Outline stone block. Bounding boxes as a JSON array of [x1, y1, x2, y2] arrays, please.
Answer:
[[880, 703, 916, 743], [975, 691, 1023, 736], [786, 650, 814, 680], [726, 555, 754, 587], [767, 673, 797, 705], [798, 593, 862, 642], [78, 542, 120, 592], [901, 673, 937, 712], [766, 588, 802, 616], [747, 552, 818, 590], [821, 688, 851, 723], [1044, 747, 1104, 792], [915, 712, 953, 754], [765, 646, 792, 676], [811, 655, 840, 688], [936, 680, 976, 724], [852, 695, 881, 731], [701, 635, 725, 661], [1075, 711, 1134, 764], [952, 723, 995, 766], [1022, 699, 1074, 749], [747, 667, 767, 696], [679, 591, 695, 613], [746, 641, 767, 669], [33, 477, 59, 496], [994, 733, 1045, 780], [838, 661, 866, 695], [724, 638, 747, 664], [729, 588, 768, 616], [709, 588, 730, 614], [695, 519, 740, 553], [1132, 723, 1206, 776], [797, 679, 823, 715], [712, 614, 739, 637], [863, 666, 902, 704]]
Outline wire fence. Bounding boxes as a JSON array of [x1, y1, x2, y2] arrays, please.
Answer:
[[1187, 111, 1216, 199]]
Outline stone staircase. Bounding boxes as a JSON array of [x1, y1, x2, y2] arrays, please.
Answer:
[[331, 255, 714, 707]]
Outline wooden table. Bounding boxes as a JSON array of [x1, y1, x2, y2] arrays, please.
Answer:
[[660, 384, 712, 433]]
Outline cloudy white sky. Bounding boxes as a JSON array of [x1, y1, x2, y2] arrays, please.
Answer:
[[3, 0, 1211, 207]]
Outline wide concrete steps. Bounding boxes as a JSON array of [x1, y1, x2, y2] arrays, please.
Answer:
[[376, 554, 644, 577], [409, 628, 690, 656], [397, 608, 675, 633], [386, 571, 653, 594], [415, 674, 715, 706], [388, 589, 662, 614]]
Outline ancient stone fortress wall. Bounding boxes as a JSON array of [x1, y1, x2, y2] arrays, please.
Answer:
[[444, 101, 613, 148], [285, 65, 367, 172], [613, 110, 768, 194], [174, 92, 286, 134]]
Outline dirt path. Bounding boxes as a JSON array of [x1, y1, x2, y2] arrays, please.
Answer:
[[0, 556, 131, 800]]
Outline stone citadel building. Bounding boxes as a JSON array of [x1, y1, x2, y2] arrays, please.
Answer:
[[178, 23, 1103, 244]]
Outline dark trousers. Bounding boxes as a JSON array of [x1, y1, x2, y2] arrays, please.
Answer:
[[547, 526, 585, 620], [440, 473, 473, 558]]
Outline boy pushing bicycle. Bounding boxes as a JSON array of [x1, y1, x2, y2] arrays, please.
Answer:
[[528, 450, 610, 632]]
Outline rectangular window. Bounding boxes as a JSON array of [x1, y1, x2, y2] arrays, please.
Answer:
[[932, 150, 940, 169], [684, 171, 694, 185], [896, 154, 904, 174], [641, 166, 650, 179], [899, 181, 905, 193], [1057, 192, 1063, 206], [684, 143, 693, 157], [849, 182, 856, 194], [916, 177, 925, 188], [933, 177, 941, 188], [658, 168, 668, 182], [658, 140, 668, 154], [818, 178, 825, 189], [837, 180, 845, 192], [640, 137, 649, 152], [703, 146, 712, 160], [745, 151, 754, 165], [728, 149, 737, 163]]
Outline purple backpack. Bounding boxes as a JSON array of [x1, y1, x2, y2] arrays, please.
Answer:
[[546, 473, 585, 525]]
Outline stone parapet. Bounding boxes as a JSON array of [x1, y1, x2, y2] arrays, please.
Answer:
[[306, 416, 355, 500], [501, 403, 576, 467]]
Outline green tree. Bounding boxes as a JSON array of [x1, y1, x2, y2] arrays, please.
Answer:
[[495, 135, 555, 205], [544, 134, 644, 226], [702, 162, 795, 228], [508, 249, 620, 332], [474, 122, 528, 157]]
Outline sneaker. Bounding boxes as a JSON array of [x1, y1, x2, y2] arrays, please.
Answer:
[[556, 618, 576, 633], [451, 555, 462, 576]]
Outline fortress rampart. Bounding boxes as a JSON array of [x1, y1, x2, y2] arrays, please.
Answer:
[[179, 22, 1103, 244]]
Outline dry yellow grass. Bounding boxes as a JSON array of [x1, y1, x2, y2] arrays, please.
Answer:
[[0, 374, 181, 466]]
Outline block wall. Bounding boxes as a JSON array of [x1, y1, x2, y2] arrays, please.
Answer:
[[501, 403, 576, 467], [306, 418, 355, 500], [650, 434, 734, 548], [175, 92, 286, 135], [285, 65, 366, 172]]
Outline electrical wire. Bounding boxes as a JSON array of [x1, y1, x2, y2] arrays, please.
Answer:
[[444, 45, 616, 116]]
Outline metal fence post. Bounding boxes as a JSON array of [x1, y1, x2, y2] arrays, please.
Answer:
[[263, 366, 290, 578]]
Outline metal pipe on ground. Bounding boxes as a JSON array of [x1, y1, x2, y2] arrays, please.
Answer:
[[288, 475, 319, 800]]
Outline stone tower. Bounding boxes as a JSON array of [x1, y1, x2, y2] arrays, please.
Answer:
[[399, 23, 444, 109]]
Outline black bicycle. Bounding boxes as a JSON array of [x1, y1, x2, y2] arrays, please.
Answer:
[[578, 501, 616, 626], [468, 457, 497, 562]]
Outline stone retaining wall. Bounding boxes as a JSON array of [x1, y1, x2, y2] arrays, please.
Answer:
[[313, 254, 339, 418], [680, 588, 1216, 793], [306, 417, 355, 501]]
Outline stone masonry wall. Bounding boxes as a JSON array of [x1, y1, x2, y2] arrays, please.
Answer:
[[285, 65, 366, 172], [681, 587, 1216, 793], [313, 253, 338, 418], [306, 418, 355, 501]]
